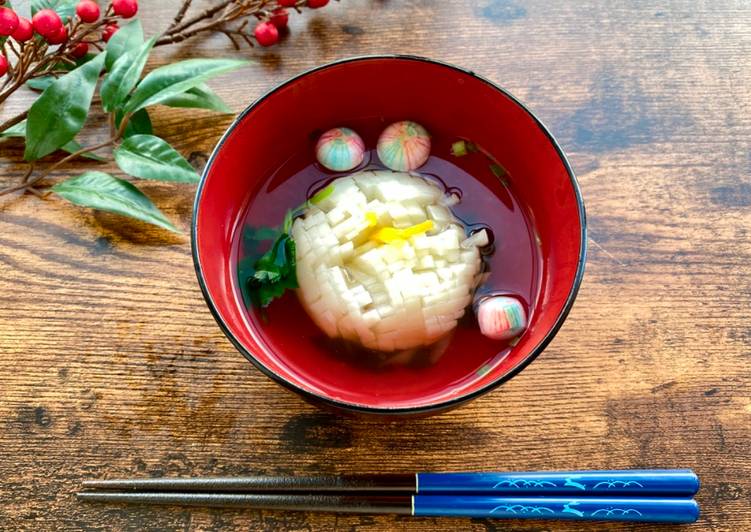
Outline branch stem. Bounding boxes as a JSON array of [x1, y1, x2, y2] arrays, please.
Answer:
[[0, 113, 132, 197], [0, 110, 28, 134]]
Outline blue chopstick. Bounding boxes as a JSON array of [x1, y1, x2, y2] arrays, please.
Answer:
[[414, 495, 699, 523], [416, 469, 699, 496]]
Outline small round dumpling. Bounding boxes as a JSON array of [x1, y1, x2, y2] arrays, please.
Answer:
[[377, 121, 431, 171], [315, 127, 365, 172], [476, 295, 527, 341], [292, 170, 486, 352]]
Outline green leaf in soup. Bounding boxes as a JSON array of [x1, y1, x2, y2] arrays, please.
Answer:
[[100, 36, 156, 113], [114, 134, 199, 183], [51, 171, 179, 233], [243, 226, 279, 242], [241, 226, 279, 257], [282, 210, 294, 233], [245, 233, 298, 308], [116, 107, 152, 138], [2, 120, 104, 161], [124, 58, 249, 114], [24, 53, 106, 161], [31, 0, 76, 19], [159, 84, 232, 113], [105, 19, 143, 71], [309, 183, 335, 205]]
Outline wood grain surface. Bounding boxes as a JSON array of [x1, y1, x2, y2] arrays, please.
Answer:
[[1, 0, 750, 530]]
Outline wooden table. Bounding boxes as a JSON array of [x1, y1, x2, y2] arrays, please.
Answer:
[[1, 1, 749, 529]]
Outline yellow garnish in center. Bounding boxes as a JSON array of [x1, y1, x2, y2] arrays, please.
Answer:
[[371, 220, 434, 244], [365, 212, 378, 227]]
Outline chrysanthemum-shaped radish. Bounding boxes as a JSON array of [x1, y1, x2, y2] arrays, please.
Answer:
[[292, 170, 487, 352], [315, 127, 365, 171], [376, 121, 431, 171], [475, 295, 527, 341]]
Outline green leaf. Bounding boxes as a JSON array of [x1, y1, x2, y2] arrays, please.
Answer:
[[27, 76, 55, 91], [61, 140, 107, 162], [242, 225, 298, 308], [489, 162, 508, 179], [244, 226, 279, 242], [100, 36, 157, 113], [105, 19, 143, 71], [125, 58, 249, 114], [26, 55, 98, 91], [0, 121, 27, 138], [451, 140, 468, 157], [13, 0, 31, 20], [51, 171, 179, 233], [282, 210, 293, 233], [1, 120, 103, 161], [114, 134, 199, 183], [241, 226, 279, 257], [24, 53, 106, 161], [159, 84, 232, 113], [309, 183, 335, 205], [32, 0, 76, 19], [116, 108, 152, 138]]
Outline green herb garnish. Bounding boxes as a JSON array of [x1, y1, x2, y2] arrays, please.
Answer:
[[246, 230, 298, 309], [310, 182, 336, 204], [489, 162, 508, 179], [450, 139, 478, 157], [242, 183, 335, 310], [451, 140, 469, 157]]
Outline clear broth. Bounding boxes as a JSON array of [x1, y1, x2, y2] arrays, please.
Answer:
[[232, 123, 542, 404]]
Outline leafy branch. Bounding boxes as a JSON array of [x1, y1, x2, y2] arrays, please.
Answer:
[[0, 0, 341, 233], [155, 0, 331, 48], [1, 18, 248, 231], [0, 0, 335, 115]]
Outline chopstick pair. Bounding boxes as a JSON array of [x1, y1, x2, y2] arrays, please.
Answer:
[[78, 469, 700, 524]]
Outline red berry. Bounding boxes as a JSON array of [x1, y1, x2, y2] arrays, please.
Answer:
[[11, 17, 33, 42], [32, 9, 63, 38], [76, 0, 100, 23], [0, 7, 19, 36], [0, 55, 8, 77], [71, 42, 89, 58], [102, 22, 118, 42], [46, 24, 68, 45], [270, 8, 288, 29], [254, 21, 278, 47], [307, 0, 329, 7], [112, 0, 138, 19], [278, 0, 297, 6]]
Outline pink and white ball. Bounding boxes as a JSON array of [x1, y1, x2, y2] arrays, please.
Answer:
[[315, 127, 365, 172], [475, 295, 527, 341], [377, 120, 431, 171]]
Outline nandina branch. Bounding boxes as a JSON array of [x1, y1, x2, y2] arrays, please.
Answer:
[[0, 112, 131, 198], [0, 109, 28, 134], [0, 17, 111, 106], [166, 0, 235, 35], [169, 0, 193, 30], [155, 0, 277, 46]]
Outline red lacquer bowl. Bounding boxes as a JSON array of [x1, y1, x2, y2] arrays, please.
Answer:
[[192, 56, 586, 416]]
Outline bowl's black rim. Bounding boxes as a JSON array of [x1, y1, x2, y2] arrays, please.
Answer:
[[191, 54, 588, 416]]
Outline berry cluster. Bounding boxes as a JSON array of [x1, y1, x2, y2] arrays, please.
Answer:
[[253, 0, 330, 47], [0, 0, 139, 77]]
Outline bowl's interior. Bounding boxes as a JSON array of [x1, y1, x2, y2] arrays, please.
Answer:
[[194, 57, 585, 412]]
